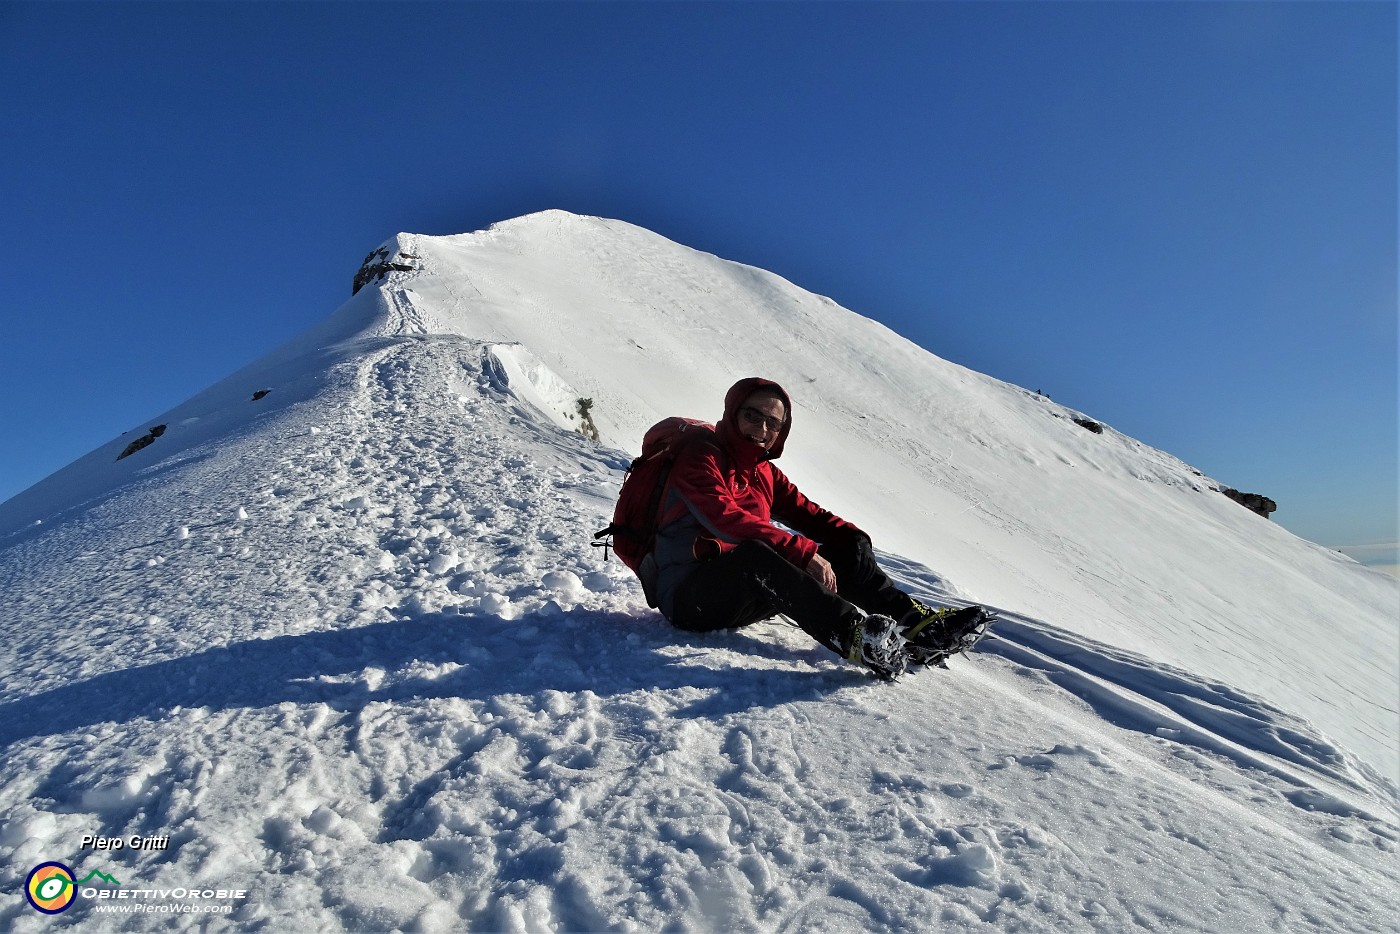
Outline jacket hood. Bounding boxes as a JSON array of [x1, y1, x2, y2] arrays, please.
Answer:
[[719, 376, 793, 462]]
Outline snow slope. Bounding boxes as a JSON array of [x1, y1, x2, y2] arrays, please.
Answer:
[[0, 210, 1396, 931]]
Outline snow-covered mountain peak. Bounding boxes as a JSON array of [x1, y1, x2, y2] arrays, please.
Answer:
[[1, 213, 1396, 931], [477, 207, 610, 233]]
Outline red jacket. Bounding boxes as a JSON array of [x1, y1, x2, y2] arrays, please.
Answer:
[[651, 378, 863, 615]]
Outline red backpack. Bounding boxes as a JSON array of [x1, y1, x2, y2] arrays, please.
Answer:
[[593, 417, 715, 600]]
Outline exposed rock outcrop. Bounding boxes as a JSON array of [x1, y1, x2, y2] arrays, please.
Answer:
[[116, 424, 166, 461], [1220, 488, 1277, 519], [353, 248, 419, 295]]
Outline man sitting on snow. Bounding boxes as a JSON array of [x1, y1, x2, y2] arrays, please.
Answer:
[[650, 377, 989, 680]]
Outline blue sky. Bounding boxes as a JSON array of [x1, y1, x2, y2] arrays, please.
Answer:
[[1, 1, 1395, 565]]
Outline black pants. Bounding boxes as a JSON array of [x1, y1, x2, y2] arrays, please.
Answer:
[[668, 536, 917, 654]]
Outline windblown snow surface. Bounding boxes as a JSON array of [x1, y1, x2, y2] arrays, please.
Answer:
[[1, 211, 1396, 932]]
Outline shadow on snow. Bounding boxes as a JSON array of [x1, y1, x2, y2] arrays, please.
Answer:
[[0, 608, 859, 750]]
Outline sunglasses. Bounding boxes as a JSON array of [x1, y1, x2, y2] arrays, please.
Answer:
[[739, 406, 784, 433]]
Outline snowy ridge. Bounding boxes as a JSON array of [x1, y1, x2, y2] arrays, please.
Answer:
[[407, 211, 1396, 787], [1, 212, 1397, 931]]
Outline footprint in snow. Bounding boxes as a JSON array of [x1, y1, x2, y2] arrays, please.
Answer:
[[990, 744, 1113, 773], [1284, 787, 1372, 820], [895, 839, 1001, 889], [582, 572, 618, 593]]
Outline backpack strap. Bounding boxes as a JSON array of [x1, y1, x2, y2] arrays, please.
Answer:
[[592, 451, 648, 557], [590, 524, 617, 560]]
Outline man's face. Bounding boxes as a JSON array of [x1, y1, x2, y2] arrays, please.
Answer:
[[737, 392, 786, 451]]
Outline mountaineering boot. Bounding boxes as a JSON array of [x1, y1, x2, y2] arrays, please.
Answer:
[[843, 613, 907, 681], [900, 602, 993, 667]]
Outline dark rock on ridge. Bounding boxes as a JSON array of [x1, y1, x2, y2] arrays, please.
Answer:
[[116, 425, 167, 461], [1220, 488, 1277, 519], [353, 247, 418, 295]]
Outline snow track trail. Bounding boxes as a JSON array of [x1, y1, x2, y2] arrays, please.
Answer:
[[2, 214, 1396, 931]]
